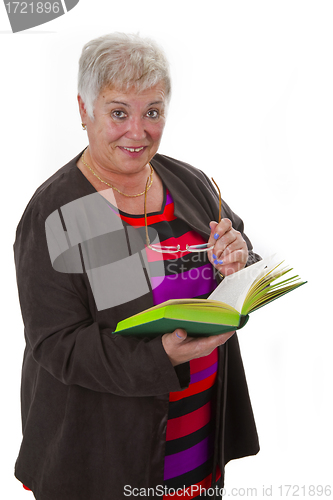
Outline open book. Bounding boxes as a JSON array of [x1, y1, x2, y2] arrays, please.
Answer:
[[113, 256, 306, 337]]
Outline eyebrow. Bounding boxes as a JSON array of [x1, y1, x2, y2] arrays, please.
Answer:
[[105, 100, 165, 107], [105, 100, 128, 106]]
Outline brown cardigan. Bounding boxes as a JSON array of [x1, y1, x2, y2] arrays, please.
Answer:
[[14, 152, 260, 500]]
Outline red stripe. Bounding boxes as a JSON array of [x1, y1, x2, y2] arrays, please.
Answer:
[[23, 485, 31, 490], [159, 202, 176, 222], [169, 372, 217, 402], [166, 402, 211, 441], [119, 201, 176, 226], [190, 349, 218, 375]]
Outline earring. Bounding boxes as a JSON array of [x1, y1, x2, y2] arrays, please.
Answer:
[[82, 123, 87, 130]]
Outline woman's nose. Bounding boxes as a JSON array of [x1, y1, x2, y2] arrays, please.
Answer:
[[126, 117, 146, 140]]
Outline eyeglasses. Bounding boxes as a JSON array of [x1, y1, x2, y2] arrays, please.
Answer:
[[144, 176, 222, 254]]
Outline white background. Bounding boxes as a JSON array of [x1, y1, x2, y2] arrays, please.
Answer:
[[1, 1, 332, 498]]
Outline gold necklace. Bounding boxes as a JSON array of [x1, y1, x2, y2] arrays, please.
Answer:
[[81, 149, 154, 198]]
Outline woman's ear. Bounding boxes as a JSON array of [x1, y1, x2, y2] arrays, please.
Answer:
[[77, 94, 88, 124]]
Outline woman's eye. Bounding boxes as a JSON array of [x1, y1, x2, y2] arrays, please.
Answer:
[[112, 110, 127, 119], [146, 109, 159, 119]]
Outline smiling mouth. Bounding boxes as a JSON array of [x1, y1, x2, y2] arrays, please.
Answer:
[[122, 146, 145, 153]]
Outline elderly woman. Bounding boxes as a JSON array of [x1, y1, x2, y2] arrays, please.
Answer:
[[14, 33, 260, 500]]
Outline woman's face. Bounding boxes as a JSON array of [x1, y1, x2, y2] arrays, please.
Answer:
[[78, 83, 167, 176]]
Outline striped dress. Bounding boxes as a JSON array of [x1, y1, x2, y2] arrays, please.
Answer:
[[119, 186, 221, 498]]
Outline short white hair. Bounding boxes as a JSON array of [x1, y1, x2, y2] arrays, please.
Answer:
[[78, 32, 171, 120]]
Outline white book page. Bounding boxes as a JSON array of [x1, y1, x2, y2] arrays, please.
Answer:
[[208, 256, 275, 312]]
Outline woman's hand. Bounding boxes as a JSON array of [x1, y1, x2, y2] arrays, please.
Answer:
[[208, 219, 248, 276], [162, 329, 235, 366]]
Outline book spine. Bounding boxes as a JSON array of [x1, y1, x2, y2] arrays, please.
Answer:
[[238, 315, 250, 329]]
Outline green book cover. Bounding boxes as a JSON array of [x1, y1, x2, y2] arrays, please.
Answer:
[[113, 257, 306, 338], [114, 300, 250, 337]]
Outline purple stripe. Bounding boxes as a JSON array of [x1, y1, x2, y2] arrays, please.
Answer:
[[165, 191, 173, 206], [190, 361, 218, 384], [164, 435, 213, 480], [151, 264, 216, 305]]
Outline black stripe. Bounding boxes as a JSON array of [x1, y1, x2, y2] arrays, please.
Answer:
[[165, 422, 213, 456], [164, 253, 209, 274], [127, 223, 192, 248], [149, 217, 201, 240], [192, 291, 212, 300], [58, 207, 67, 231], [123, 225, 132, 255], [164, 457, 214, 491], [78, 243, 86, 274], [168, 386, 214, 419], [166, 217, 201, 238], [147, 253, 209, 278], [141, 259, 153, 296], [141, 217, 205, 243]]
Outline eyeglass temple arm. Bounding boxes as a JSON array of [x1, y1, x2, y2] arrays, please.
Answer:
[[211, 177, 222, 222], [144, 177, 151, 246], [145, 175, 221, 247]]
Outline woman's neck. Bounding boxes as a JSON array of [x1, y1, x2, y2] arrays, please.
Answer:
[[81, 147, 152, 197], [76, 150, 164, 215]]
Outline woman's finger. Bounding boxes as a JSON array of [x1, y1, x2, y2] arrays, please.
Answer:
[[221, 248, 248, 265], [219, 237, 247, 257], [162, 330, 235, 366], [208, 219, 232, 246], [213, 229, 238, 255]]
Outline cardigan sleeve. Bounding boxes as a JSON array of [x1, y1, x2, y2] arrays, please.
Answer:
[[14, 208, 189, 397]]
